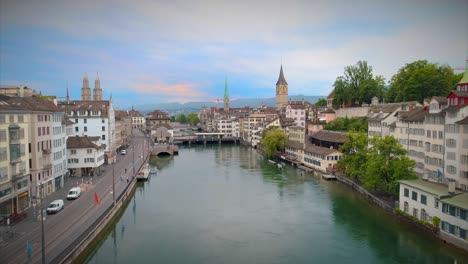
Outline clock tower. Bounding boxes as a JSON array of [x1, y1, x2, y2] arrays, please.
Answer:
[[276, 64, 288, 110]]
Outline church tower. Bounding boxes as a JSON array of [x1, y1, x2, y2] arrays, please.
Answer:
[[276, 65, 288, 110], [224, 77, 230, 112], [94, 73, 103, 100], [81, 74, 91, 100]]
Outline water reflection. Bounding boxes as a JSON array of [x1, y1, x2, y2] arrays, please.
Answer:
[[149, 155, 174, 170]]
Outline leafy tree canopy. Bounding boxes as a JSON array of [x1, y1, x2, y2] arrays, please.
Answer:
[[261, 127, 288, 158], [175, 113, 187, 124], [324, 117, 368, 133], [332, 61, 385, 109], [314, 98, 327, 108], [338, 132, 416, 196], [186, 112, 200, 126], [386, 60, 461, 103]]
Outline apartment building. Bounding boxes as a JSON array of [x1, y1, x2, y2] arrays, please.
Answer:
[[285, 103, 306, 127], [67, 136, 105, 177], [51, 111, 67, 191]]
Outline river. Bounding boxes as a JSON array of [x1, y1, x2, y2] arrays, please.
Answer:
[[85, 145, 467, 264]]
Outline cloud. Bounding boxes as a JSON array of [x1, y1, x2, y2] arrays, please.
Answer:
[[128, 79, 209, 103]]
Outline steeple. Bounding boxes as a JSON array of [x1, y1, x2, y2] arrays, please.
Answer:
[[81, 74, 91, 100], [94, 72, 103, 100], [224, 76, 230, 112], [66, 81, 70, 103], [457, 60, 468, 91], [276, 64, 288, 86], [276, 64, 289, 110]]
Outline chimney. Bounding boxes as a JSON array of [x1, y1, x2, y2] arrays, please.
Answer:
[[448, 180, 456, 194]]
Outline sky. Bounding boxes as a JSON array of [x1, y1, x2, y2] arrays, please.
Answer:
[[1, 0, 467, 109]]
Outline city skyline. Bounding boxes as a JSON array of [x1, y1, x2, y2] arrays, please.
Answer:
[[1, 0, 467, 108]]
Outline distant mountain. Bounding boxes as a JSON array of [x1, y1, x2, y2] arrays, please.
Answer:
[[134, 95, 325, 115]]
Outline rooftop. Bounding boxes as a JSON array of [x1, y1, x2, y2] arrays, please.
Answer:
[[441, 193, 468, 209], [399, 179, 459, 197]]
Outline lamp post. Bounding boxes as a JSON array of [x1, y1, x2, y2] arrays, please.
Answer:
[[132, 144, 135, 175]]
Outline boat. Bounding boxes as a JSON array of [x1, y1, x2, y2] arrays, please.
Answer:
[[150, 168, 157, 176], [268, 160, 276, 165], [136, 164, 150, 181], [277, 164, 283, 169]]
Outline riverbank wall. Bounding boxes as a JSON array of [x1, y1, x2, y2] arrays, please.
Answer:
[[51, 159, 147, 264]]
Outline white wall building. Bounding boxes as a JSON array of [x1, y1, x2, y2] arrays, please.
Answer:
[[51, 111, 67, 191], [67, 136, 105, 177]]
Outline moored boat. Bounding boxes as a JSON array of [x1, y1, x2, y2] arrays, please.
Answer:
[[136, 164, 150, 181]]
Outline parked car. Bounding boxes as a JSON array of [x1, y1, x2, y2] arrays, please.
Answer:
[[121, 149, 127, 155], [67, 187, 81, 200], [46, 199, 64, 214]]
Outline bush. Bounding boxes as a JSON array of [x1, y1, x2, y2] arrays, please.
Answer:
[[432, 216, 441, 228]]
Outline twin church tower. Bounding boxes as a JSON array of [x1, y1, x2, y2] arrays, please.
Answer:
[[80, 74, 103, 101]]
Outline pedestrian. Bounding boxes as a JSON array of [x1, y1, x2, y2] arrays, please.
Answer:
[[125, 168, 127, 174], [126, 176, 129, 183]]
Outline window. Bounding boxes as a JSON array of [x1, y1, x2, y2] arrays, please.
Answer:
[[102, 126, 105, 132], [0, 115, 5, 123], [84, 118, 87, 124], [447, 165, 457, 175], [75, 127, 79, 132], [84, 126, 87, 132], [421, 195, 427, 205], [38, 127, 41, 136], [412, 191, 417, 201], [102, 135, 106, 140], [102, 119, 105, 124], [71, 150, 76, 155], [0, 130, 6, 142], [87, 149, 92, 154], [47, 127, 50, 135], [404, 188, 409, 197], [434, 198, 439, 208], [18, 115, 24, 123]]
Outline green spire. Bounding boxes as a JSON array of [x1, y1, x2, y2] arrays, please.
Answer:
[[224, 76, 229, 100], [458, 60, 468, 84]]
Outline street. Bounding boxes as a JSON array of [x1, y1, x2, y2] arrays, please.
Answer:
[[0, 130, 150, 264]]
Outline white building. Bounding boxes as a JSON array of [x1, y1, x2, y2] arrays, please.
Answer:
[[66, 136, 105, 177], [51, 111, 67, 191], [285, 103, 306, 127], [399, 180, 467, 251]]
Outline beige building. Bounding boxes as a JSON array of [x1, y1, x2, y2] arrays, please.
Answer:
[[129, 108, 145, 129], [0, 97, 30, 218], [146, 110, 170, 132], [0, 85, 39, 97]]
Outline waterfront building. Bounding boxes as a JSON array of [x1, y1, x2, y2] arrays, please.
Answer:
[[276, 65, 288, 110], [0, 96, 30, 218], [150, 123, 173, 144], [114, 110, 132, 152], [66, 136, 105, 177], [146, 110, 170, 132], [285, 103, 306, 127], [399, 179, 467, 251], [129, 107, 145, 129]]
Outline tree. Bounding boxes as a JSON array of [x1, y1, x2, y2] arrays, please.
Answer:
[[337, 132, 369, 181], [332, 61, 385, 108], [170, 116, 176, 122], [363, 136, 416, 195], [386, 60, 460, 103], [324, 117, 368, 133], [176, 113, 187, 123], [186, 112, 200, 126], [315, 98, 327, 108], [261, 127, 288, 158]]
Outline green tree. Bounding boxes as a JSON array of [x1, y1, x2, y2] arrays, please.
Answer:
[[324, 117, 368, 133], [315, 98, 327, 108], [332, 61, 385, 108], [176, 113, 187, 123], [170, 116, 176, 122], [337, 132, 369, 180], [386, 60, 460, 103], [261, 127, 288, 158], [186, 112, 200, 126], [363, 136, 416, 195]]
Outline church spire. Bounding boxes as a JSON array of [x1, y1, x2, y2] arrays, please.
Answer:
[[81, 74, 91, 100], [224, 76, 230, 112], [66, 81, 70, 103], [94, 72, 103, 100], [276, 64, 288, 86]]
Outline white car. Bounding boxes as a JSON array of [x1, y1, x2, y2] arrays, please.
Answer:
[[67, 187, 81, 200], [121, 149, 127, 155], [46, 199, 64, 214]]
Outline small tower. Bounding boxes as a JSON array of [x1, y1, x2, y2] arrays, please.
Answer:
[[224, 76, 230, 112], [276, 64, 288, 110], [457, 60, 468, 92], [81, 74, 91, 100], [66, 81, 70, 103], [94, 73, 103, 100]]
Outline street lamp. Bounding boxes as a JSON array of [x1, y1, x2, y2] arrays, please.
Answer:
[[112, 157, 115, 206], [40, 183, 45, 264]]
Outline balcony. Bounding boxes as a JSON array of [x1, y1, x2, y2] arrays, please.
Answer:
[[43, 149, 51, 155], [43, 163, 52, 170]]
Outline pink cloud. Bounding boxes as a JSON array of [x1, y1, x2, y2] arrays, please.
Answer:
[[129, 81, 209, 103]]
